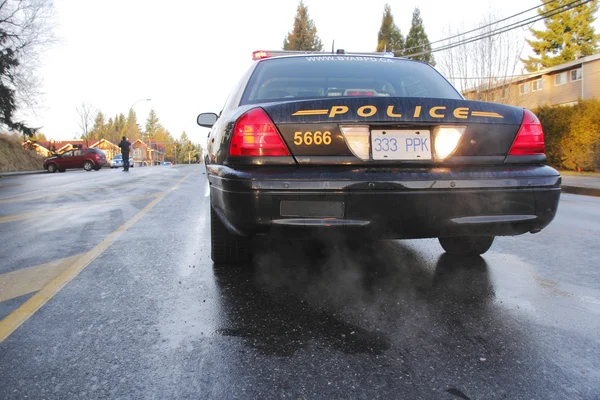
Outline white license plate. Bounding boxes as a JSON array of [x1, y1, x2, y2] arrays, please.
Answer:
[[371, 130, 432, 160]]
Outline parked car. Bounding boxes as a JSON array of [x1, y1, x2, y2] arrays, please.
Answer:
[[110, 154, 134, 169], [162, 161, 173, 166], [44, 148, 108, 172]]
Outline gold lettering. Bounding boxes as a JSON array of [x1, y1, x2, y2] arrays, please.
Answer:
[[453, 107, 469, 119], [429, 106, 446, 118], [329, 106, 349, 118], [357, 105, 377, 117], [387, 105, 402, 118], [413, 106, 422, 118]]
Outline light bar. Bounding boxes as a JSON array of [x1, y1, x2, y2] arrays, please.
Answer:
[[252, 50, 271, 61], [251, 50, 398, 60]]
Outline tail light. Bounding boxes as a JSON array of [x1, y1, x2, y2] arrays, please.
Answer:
[[230, 108, 291, 157], [509, 109, 545, 155]]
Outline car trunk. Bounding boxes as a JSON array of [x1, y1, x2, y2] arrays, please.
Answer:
[[262, 97, 524, 166]]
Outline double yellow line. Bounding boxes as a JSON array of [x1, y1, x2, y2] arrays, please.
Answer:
[[0, 173, 190, 343]]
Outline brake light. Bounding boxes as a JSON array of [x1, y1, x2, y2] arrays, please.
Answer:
[[230, 108, 290, 157], [509, 109, 545, 155], [345, 90, 376, 97], [252, 50, 270, 60]]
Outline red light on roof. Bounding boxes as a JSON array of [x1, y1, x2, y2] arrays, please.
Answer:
[[252, 50, 271, 61]]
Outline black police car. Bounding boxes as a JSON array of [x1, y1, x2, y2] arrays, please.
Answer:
[[198, 50, 560, 264]]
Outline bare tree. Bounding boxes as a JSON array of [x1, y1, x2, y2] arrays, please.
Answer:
[[76, 103, 94, 147], [437, 12, 524, 104], [0, 0, 55, 134]]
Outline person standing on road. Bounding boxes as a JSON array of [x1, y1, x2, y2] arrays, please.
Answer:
[[118, 136, 131, 172]]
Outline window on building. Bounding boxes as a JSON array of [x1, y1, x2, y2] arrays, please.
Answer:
[[519, 82, 531, 95], [570, 68, 582, 81], [555, 72, 567, 86], [532, 79, 543, 91]]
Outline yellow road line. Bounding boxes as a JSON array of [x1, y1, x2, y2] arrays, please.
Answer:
[[0, 192, 161, 224], [0, 182, 148, 204], [0, 173, 190, 343], [0, 254, 85, 303]]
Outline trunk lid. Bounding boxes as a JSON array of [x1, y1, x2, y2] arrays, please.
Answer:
[[261, 97, 523, 165]]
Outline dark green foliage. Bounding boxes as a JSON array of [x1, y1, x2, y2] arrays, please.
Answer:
[[283, 1, 323, 51], [524, 0, 599, 72], [376, 4, 404, 56], [405, 8, 435, 65]]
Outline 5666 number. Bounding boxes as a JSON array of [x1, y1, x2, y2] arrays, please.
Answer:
[[294, 131, 332, 146]]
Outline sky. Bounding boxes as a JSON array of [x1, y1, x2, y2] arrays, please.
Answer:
[[21, 0, 600, 143]]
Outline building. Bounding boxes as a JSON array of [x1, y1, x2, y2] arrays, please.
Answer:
[[463, 54, 600, 109], [24, 138, 165, 166], [131, 139, 166, 166], [90, 139, 120, 161]]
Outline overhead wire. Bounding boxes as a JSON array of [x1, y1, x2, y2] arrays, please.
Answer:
[[403, 0, 593, 58], [401, 0, 560, 54]]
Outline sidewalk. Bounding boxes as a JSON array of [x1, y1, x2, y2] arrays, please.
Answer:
[[561, 174, 600, 197], [0, 169, 46, 178]]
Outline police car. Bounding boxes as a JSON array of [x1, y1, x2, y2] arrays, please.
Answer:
[[198, 50, 561, 264]]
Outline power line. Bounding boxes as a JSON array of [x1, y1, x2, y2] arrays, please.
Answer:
[[404, 0, 592, 58], [405, 0, 590, 57], [401, 0, 560, 54]]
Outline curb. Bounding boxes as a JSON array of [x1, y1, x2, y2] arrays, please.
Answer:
[[0, 170, 46, 178], [561, 185, 600, 198]]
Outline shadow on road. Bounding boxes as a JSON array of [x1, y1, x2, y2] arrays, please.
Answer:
[[212, 238, 495, 357]]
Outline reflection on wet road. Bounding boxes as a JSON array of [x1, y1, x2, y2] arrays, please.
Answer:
[[0, 165, 598, 399]]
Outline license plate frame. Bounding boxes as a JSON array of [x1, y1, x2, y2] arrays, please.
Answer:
[[371, 129, 432, 160]]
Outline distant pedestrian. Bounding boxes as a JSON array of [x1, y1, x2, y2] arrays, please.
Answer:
[[118, 136, 131, 172]]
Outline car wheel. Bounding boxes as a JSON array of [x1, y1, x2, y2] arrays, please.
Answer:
[[211, 206, 250, 264], [438, 236, 495, 256], [47, 163, 57, 173], [83, 161, 93, 171]]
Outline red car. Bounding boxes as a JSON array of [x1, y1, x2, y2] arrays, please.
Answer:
[[44, 148, 108, 173]]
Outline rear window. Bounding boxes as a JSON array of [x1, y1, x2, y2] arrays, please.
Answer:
[[241, 56, 461, 105]]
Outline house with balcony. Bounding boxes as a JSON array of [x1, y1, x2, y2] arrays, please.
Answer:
[[463, 54, 600, 108]]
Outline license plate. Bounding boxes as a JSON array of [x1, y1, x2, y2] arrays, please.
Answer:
[[371, 129, 431, 160]]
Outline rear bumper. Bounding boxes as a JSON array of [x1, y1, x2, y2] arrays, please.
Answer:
[[208, 165, 561, 239]]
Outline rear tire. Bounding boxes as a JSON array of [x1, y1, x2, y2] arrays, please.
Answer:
[[211, 207, 250, 264], [439, 236, 494, 256], [83, 161, 93, 171], [47, 163, 57, 173]]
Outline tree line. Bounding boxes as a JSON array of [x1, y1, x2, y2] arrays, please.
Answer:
[[282, 1, 437, 65], [282, 0, 598, 71], [82, 108, 201, 164]]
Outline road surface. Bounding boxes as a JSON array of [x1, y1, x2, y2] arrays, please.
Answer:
[[0, 165, 598, 399]]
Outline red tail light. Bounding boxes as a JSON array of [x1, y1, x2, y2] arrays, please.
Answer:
[[509, 109, 545, 155], [230, 108, 291, 157]]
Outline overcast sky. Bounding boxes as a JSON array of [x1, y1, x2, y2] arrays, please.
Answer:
[[21, 0, 600, 143]]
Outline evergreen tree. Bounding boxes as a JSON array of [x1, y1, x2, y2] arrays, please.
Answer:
[[112, 113, 127, 142], [89, 111, 106, 140], [283, 1, 323, 51], [376, 4, 404, 56], [127, 109, 142, 140], [524, 0, 599, 72], [144, 109, 162, 140], [404, 8, 435, 65]]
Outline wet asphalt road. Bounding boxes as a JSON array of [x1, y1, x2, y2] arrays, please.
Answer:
[[0, 164, 599, 400]]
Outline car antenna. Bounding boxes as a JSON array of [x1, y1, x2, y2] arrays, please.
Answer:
[[331, 39, 335, 54]]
